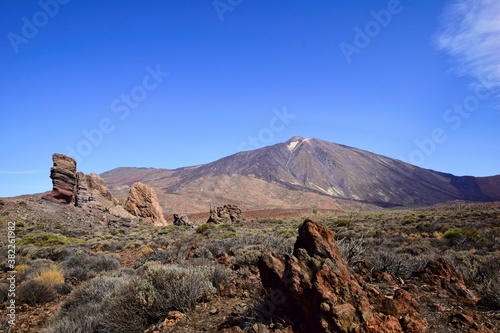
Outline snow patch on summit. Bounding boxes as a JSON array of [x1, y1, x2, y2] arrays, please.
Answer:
[[287, 140, 300, 151]]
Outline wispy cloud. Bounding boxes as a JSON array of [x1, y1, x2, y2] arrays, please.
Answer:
[[436, 0, 500, 94], [0, 170, 44, 175]]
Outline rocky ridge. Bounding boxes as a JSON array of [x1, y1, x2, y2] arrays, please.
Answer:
[[41, 153, 169, 225]]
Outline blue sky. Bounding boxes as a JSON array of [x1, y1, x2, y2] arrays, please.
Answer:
[[1, 0, 499, 197]]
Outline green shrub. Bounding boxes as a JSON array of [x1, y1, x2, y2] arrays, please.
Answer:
[[157, 225, 178, 234], [329, 219, 351, 228], [444, 227, 480, 245], [216, 223, 236, 232], [276, 228, 296, 237], [196, 223, 215, 235], [19, 232, 85, 246]]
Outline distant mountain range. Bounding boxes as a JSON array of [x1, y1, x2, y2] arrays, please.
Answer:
[[101, 136, 500, 213]]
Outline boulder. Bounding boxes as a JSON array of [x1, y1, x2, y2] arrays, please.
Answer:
[[42, 154, 77, 204], [415, 259, 477, 301], [124, 182, 167, 226], [173, 214, 194, 227], [258, 219, 427, 333], [207, 204, 242, 223]]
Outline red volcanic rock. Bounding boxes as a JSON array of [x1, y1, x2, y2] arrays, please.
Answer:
[[42, 154, 77, 204], [354, 314, 403, 333], [415, 259, 477, 301], [258, 219, 427, 333]]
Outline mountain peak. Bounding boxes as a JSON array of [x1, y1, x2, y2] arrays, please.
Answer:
[[285, 136, 309, 151], [287, 135, 306, 142]]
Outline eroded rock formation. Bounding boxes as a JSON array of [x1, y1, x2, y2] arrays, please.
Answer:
[[173, 214, 194, 227], [75, 172, 119, 208], [124, 182, 167, 226], [258, 219, 427, 333], [207, 204, 242, 223], [42, 154, 77, 204]]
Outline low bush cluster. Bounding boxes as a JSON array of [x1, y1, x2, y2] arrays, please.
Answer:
[[45, 263, 229, 333], [62, 252, 120, 282]]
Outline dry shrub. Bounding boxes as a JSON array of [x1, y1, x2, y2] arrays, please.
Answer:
[[146, 265, 217, 312], [18, 259, 54, 282], [17, 279, 56, 306], [372, 250, 428, 278], [62, 252, 120, 281], [36, 267, 65, 284], [46, 275, 127, 333], [97, 265, 219, 333], [336, 235, 366, 265], [95, 278, 149, 333]]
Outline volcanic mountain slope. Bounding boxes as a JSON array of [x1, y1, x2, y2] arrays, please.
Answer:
[[101, 136, 500, 213]]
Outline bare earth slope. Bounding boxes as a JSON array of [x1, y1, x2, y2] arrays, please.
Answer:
[[101, 136, 500, 213]]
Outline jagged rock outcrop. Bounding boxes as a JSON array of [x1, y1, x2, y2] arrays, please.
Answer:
[[173, 214, 194, 227], [124, 182, 167, 226], [75, 172, 119, 208], [258, 219, 427, 333], [42, 154, 77, 204], [207, 204, 242, 223]]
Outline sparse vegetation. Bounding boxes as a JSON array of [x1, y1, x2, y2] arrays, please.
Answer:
[[19, 232, 85, 246], [2, 199, 499, 331]]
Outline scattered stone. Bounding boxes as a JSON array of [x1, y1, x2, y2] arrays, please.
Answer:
[[207, 204, 242, 223], [124, 182, 168, 226], [107, 216, 132, 228], [209, 308, 219, 315], [161, 311, 186, 327]]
